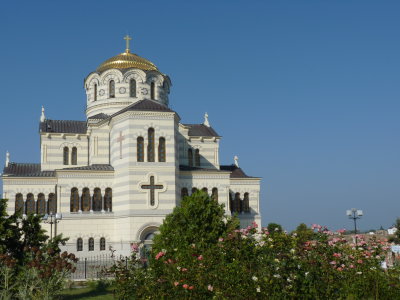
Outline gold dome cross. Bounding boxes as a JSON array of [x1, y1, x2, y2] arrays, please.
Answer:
[[124, 35, 132, 53]]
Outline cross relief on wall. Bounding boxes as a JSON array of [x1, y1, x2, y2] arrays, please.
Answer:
[[116, 131, 125, 159], [138, 174, 167, 209]]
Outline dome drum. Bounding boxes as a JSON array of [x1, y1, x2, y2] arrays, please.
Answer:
[[85, 67, 171, 119], [84, 38, 171, 119]]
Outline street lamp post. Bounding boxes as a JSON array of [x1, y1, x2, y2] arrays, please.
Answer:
[[346, 208, 363, 246], [43, 212, 62, 240]]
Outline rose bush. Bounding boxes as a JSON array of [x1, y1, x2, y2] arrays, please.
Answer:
[[110, 192, 400, 299]]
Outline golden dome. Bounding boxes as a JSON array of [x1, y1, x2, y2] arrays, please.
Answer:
[[96, 51, 158, 73]]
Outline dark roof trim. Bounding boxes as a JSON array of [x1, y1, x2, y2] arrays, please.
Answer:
[[2, 163, 55, 177], [108, 99, 176, 120], [40, 119, 87, 134], [88, 113, 109, 120], [220, 165, 260, 179], [182, 124, 220, 137], [59, 164, 114, 171], [179, 165, 228, 173]]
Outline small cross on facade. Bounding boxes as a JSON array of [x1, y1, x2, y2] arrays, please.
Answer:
[[124, 35, 132, 53], [141, 176, 164, 206], [116, 131, 125, 159]]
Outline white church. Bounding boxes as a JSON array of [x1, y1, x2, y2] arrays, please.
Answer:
[[2, 36, 261, 257]]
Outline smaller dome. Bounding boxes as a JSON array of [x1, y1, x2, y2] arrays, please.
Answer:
[[97, 51, 158, 73]]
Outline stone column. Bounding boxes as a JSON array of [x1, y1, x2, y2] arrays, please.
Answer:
[[101, 190, 105, 213], [23, 198, 26, 217], [90, 189, 93, 213], [78, 189, 82, 213]]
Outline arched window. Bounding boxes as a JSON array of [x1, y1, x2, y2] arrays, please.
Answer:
[[88, 238, 94, 251], [48, 193, 56, 214], [130, 79, 136, 97], [195, 149, 200, 167], [150, 82, 155, 100], [70, 188, 79, 212], [77, 238, 83, 251], [158, 137, 166, 162], [181, 188, 188, 200], [71, 147, 77, 165], [100, 237, 106, 251], [137, 137, 144, 162], [109, 80, 115, 98], [104, 188, 112, 212], [211, 188, 218, 201], [15, 193, 24, 214], [202, 187, 208, 194], [234, 192, 241, 213], [93, 188, 102, 212], [37, 193, 46, 214], [188, 149, 193, 167], [63, 147, 69, 165], [191, 187, 198, 195], [26, 193, 35, 215], [94, 84, 97, 101], [147, 128, 155, 162], [81, 188, 91, 212], [243, 193, 250, 213]]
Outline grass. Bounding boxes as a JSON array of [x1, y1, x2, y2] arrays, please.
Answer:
[[60, 286, 114, 300]]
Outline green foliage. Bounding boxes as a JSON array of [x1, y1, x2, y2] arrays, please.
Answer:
[[152, 191, 238, 257], [292, 223, 315, 246], [0, 199, 77, 300], [110, 192, 400, 299], [267, 222, 283, 233]]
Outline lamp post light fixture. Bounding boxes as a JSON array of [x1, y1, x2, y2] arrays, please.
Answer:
[[346, 208, 363, 246], [42, 212, 62, 240]]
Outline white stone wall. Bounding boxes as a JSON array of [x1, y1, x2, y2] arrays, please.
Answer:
[[106, 110, 179, 249], [2, 177, 57, 215], [40, 133, 89, 171], [177, 125, 220, 169], [229, 178, 262, 228], [88, 124, 110, 165]]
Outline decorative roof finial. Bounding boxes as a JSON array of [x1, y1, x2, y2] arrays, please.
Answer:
[[124, 35, 132, 53], [203, 112, 210, 127], [234, 155, 239, 167], [40, 106, 45, 123], [5, 151, 9, 167]]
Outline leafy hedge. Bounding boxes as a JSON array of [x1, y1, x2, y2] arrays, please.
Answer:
[[111, 191, 400, 299]]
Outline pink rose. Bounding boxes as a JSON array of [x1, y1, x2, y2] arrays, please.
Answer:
[[183, 284, 189, 289], [174, 282, 179, 286], [155, 251, 165, 260], [198, 255, 203, 261], [189, 286, 194, 290], [130, 243, 139, 252], [208, 284, 213, 291]]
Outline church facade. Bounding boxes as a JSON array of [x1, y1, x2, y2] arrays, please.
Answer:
[[2, 37, 261, 258]]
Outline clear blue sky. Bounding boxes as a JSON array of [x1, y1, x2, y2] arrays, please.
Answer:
[[0, 1, 399, 231]]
